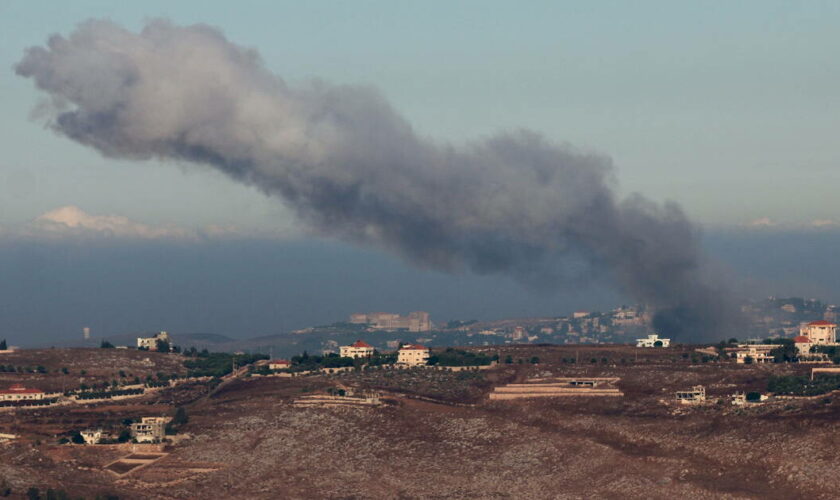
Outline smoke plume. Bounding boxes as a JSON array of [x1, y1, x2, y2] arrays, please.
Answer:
[[16, 19, 739, 340]]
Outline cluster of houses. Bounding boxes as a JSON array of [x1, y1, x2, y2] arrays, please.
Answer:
[[729, 320, 838, 363], [339, 340, 430, 366], [79, 416, 170, 445]]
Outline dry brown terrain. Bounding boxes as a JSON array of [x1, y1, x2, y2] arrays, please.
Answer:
[[0, 345, 838, 499], [0, 348, 186, 393]]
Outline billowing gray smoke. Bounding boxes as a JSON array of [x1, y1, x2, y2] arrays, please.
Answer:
[[16, 19, 739, 340]]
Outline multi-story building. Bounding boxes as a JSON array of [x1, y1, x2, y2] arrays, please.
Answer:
[[397, 344, 430, 366], [799, 320, 837, 345], [349, 312, 432, 332], [340, 340, 374, 359], [732, 345, 775, 364], [137, 331, 172, 351], [130, 417, 169, 443], [0, 384, 44, 402]]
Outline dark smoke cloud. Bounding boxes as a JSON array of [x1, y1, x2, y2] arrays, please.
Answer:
[[16, 19, 740, 340]]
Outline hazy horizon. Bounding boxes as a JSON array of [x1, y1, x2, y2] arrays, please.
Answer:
[[2, 227, 839, 346]]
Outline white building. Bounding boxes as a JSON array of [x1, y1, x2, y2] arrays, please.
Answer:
[[636, 334, 670, 348], [397, 344, 430, 366], [137, 331, 172, 351], [0, 384, 44, 402], [340, 340, 374, 359], [130, 417, 170, 443], [799, 320, 837, 345], [80, 429, 103, 445]]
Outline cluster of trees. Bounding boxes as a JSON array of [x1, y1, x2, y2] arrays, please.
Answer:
[[0, 339, 6, 350], [183, 352, 267, 377], [0, 365, 47, 373], [811, 345, 840, 364], [181, 347, 212, 357], [22, 487, 119, 500], [429, 348, 495, 366], [503, 355, 540, 364], [289, 352, 356, 371], [73, 388, 144, 400], [767, 374, 840, 396]]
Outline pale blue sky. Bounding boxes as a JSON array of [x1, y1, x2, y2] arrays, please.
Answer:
[[3, 0, 840, 231]]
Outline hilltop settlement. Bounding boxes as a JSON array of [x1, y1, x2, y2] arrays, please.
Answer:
[[0, 298, 840, 498]]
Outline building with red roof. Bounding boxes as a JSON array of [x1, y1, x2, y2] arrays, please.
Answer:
[[340, 340, 374, 359], [799, 320, 837, 345], [268, 359, 291, 370], [793, 335, 813, 356], [0, 384, 44, 402], [397, 344, 430, 366]]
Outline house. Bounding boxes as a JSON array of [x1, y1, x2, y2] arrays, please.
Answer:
[[0, 384, 44, 402], [137, 331, 172, 351], [397, 344, 430, 366], [268, 359, 291, 370], [675, 386, 706, 404], [80, 429, 103, 445], [130, 417, 169, 443], [793, 336, 813, 356], [636, 334, 670, 348], [733, 344, 775, 364], [799, 320, 837, 345], [340, 340, 374, 359]]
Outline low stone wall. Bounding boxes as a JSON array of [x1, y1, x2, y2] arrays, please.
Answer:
[[488, 377, 624, 400], [293, 394, 381, 408]]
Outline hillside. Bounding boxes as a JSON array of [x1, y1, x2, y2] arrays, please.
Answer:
[[0, 345, 838, 498]]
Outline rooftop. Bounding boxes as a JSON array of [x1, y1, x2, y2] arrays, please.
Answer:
[[0, 384, 43, 394], [400, 344, 428, 350]]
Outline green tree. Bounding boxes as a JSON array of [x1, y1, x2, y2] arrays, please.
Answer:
[[26, 488, 40, 500], [155, 339, 170, 352], [530, 357, 540, 364], [117, 429, 131, 443], [0, 339, 6, 350], [503, 355, 513, 364], [172, 407, 188, 426], [100, 340, 114, 348], [70, 432, 84, 445]]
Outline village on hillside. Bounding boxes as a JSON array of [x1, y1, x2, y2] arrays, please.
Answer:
[[0, 304, 840, 498]]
